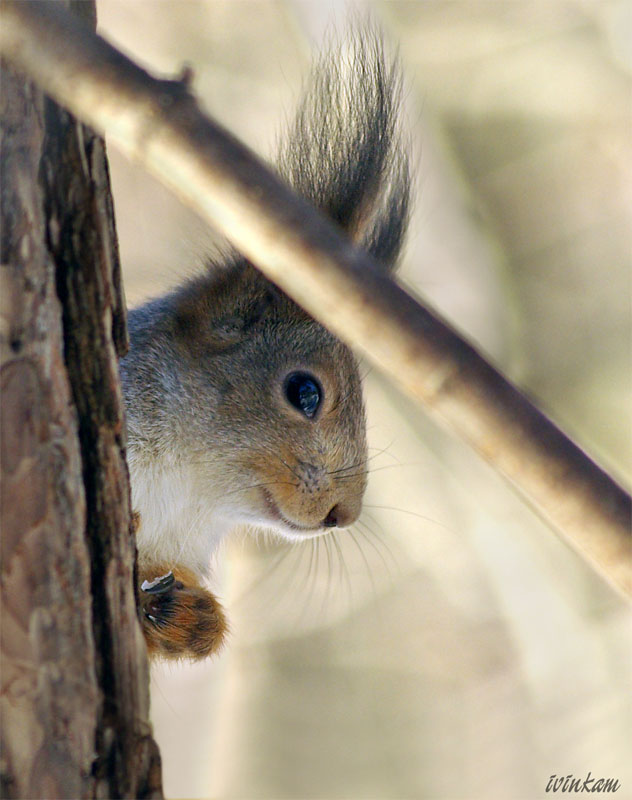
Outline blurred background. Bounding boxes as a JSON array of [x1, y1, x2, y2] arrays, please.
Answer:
[[96, 1, 631, 798]]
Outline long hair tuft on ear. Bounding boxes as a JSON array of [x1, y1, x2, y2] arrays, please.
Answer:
[[277, 26, 411, 272]]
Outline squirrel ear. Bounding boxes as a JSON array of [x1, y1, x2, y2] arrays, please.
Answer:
[[277, 29, 410, 274], [173, 261, 276, 352]]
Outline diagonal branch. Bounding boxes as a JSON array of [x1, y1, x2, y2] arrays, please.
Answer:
[[1, 0, 629, 596]]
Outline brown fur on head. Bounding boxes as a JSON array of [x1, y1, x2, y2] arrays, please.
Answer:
[[176, 261, 368, 530]]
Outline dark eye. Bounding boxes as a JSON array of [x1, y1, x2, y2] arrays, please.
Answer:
[[284, 372, 322, 419]]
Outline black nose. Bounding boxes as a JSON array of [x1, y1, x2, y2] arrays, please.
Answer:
[[323, 504, 352, 529]]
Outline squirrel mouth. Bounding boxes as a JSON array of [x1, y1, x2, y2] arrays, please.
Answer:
[[260, 489, 319, 534]]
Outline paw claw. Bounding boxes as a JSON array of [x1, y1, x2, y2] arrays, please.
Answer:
[[141, 571, 175, 594]]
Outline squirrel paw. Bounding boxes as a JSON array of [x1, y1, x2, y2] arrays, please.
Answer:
[[138, 564, 228, 661]]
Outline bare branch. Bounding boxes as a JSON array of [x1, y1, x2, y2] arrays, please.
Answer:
[[1, 0, 628, 596]]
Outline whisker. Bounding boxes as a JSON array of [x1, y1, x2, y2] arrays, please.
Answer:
[[353, 521, 391, 576], [363, 503, 453, 532], [354, 519, 400, 580], [366, 442, 400, 464], [306, 537, 323, 622], [347, 528, 379, 601], [287, 538, 316, 630], [257, 540, 309, 622], [274, 454, 303, 483], [331, 530, 353, 610], [326, 447, 396, 479], [337, 461, 420, 482], [327, 459, 366, 477], [219, 479, 299, 499], [231, 541, 297, 607], [327, 382, 363, 416], [319, 533, 335, 619]]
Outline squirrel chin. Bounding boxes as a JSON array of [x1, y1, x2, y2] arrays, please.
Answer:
[[257, 488, 328, 540], [262, 524, 330, 544]]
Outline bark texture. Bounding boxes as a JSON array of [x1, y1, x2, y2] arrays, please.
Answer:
[[0, 3, 162, 797]]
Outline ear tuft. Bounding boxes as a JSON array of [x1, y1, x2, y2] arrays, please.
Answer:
[[277, 26, 410, 273]]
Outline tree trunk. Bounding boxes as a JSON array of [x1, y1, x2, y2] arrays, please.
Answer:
[[0, 2, 163, 797]]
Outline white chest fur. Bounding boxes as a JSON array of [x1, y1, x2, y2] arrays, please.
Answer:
[[128, 452, 233, 576]]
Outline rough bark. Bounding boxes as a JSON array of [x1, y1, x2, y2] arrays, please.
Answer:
[[0, 2, 163, 797]]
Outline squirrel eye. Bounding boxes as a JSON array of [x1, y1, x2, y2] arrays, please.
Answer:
[[284, 372, 322, 419]]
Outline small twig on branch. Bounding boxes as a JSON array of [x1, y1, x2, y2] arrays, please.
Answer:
[[1, 0, 629, 596]]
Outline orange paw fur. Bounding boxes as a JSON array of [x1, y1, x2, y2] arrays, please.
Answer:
[[138, 563, 228, 661]]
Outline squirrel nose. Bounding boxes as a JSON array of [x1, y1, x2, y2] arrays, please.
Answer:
[[322, 504, 352, 529]]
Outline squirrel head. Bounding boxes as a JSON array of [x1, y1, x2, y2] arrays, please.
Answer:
[[159, 262, 368, 537], [121, 29, 409, 550]]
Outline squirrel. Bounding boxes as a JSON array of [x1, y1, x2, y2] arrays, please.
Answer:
[[120, 29, 410, 660]]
